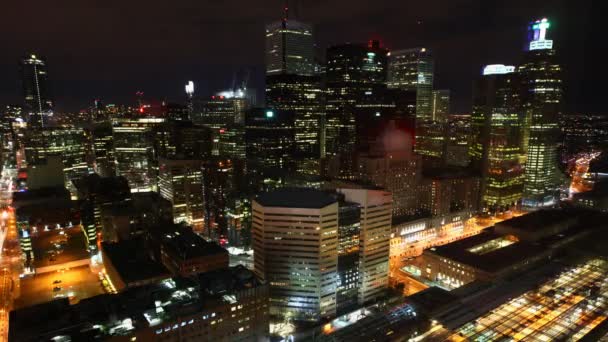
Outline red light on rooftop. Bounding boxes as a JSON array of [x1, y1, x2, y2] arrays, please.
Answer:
[[219, 129, 226, 134], [139, 107, 144, 113]]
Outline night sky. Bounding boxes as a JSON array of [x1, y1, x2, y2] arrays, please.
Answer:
[[0, 0, 601, 114]]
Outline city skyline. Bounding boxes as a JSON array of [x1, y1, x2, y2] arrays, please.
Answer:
[[1, 2, 607, 341], [0, 0, 600, 114]]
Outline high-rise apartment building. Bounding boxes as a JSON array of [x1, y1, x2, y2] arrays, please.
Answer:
[[253, 189, 339, 321], [20, 54, 53, 127], [471, 65, 525, 211], [158, 158, 205, 231], [265, 14, 314, 76], [520, 18, 563, 208]]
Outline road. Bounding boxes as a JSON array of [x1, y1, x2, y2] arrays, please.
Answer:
[[389, 210, 525, 297], [0, 165, 20, 341], [569, 152, 601, 195]]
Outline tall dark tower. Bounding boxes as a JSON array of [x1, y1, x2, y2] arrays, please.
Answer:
[[520, 18, 563, 208], [265, 1, 314, 76], [325, 41, 389, 179], [264, 1, 322, 175], [20, 54, 53, 127]]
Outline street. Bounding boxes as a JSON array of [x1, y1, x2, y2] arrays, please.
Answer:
[[0, 165, 19, 342]]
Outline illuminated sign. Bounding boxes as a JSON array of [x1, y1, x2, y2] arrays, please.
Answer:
[[529, 18, 553, 50], [483, 64, 515, 75], [266, 111, 274, 118]]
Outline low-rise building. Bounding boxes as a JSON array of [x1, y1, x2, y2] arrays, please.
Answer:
[[101, 238, 170, 291], [9, 266, 269, 341], [150, 224, 229, 277]]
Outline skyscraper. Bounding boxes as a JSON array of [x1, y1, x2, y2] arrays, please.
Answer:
[[23, 127, 89, 189], [158, 158, 205, 231], [388, 48, 434, 120], [265, 7, 314, 76], [253, 189, 339, 321], [388, 48, 445, 159], [20, 54, 53, 127], [520, 18, 563, 208], [325, 41, 389, 178], [197, 92, 248, 129], [471, 64, 525, 211], [337, 189, 392, 305], [112, 117, 165, 193], [431, 89, 450, 122], [266, 74, 324, 172], [245, 108, 295, 182]]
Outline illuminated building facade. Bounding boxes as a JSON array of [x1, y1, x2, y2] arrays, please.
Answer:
[[266, 74, 324, 166], [431, 89, 450, 123], [338, 188, 392, 305], [216, 125, 246, 160], [265, 18, 314, 76], [325, 41, 389, 178], [388, 48, 443, 158], [252, 189, 339, 321], [357, 154, 422, 217], [520, 18, 563, 208], [198, 94, 248, 128], [198, 94, 248, 159], [153, 120, 213, 159], [91, 121, 115, 177], [245, 108, 295, 180], [336, 202, 361, 315], [444, 114, 471, 167], [420, 168, 481, 217], [23, 127, 89, 187], [471, 65, 525, 211], [158, 158, 205, 231], [20, 54, 53, 127], [112, 117, 165, 193]]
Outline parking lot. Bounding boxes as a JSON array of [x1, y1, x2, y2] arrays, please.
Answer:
[[14, 265, 104, 309]]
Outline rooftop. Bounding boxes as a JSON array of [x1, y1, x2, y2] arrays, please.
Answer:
[[427, 231, 546, 273], [157, 225, 227, 260], [102, 238, 170, 284], [9, 266, 263, 341], [255, 188, 338, 209], [497, 209, 577, 231]]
